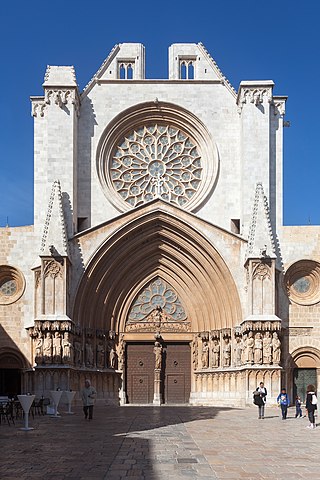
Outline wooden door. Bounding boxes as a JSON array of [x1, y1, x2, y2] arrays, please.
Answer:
[[126, 343, 154, 404], [164, 343, 191, 404]]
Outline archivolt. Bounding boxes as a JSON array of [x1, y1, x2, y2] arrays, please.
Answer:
[[287, 346, 320, 369], [73, 211, 241, 333]]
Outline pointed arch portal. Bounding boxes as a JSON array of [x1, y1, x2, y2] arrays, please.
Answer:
[[73, 208, 242, 404], [73, 209, 242, 335]]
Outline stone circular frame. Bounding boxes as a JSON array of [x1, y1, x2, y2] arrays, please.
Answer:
[[0, 265, 25, 305], [96, 101, 218, 213], [284, 260, 320, 306]]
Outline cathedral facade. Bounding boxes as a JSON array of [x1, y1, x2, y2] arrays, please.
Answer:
[[1, 43, 319, 406]]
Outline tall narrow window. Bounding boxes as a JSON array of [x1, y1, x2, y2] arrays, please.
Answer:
[[119, 64, 126, 79], [180, 62, 187, 79], [188, 62, 194, 79], [127, 64, 133, 79]]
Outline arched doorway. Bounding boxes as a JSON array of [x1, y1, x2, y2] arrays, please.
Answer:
[[73, 206, 242, 405], [0, 351, 24, 397], [290, 348, 320, 403]]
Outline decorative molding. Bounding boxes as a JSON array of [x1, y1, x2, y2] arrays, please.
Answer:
[[31, 99, 47, 118], [273, 100, 286, 117], [246, 182, 276, 259], [197, 42, 237, 97], [252, 262, 271, 281], [44, 88, 80, 116], [83, 44, 120, 94], [40, 180, 69, 257], [237, 86, 273, 113]]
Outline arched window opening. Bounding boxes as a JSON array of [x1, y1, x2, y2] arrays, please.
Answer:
[[119, 64, 126, 80], [188, 62, 194, 79], [180, 62, 187, 80], [127, 64, 133, 79]]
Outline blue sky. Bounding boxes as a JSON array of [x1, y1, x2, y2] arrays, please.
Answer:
[[1, 1, 319, 227]]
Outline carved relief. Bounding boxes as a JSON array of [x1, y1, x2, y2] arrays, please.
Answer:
[[62, 332, 73, 363], [201, 341, 209, 369], [238, 87, 273, 112], [52, 331, 62, 363], [253, 262, 271, 281], [43, 332, 53, 364], [254, 333, 263, 365], [212, 339, 220, 368], [263, 331, 272, 364], [44, 260, 62, 279], [234, 336, 242, 367], [85, 340, 94, 367], [222, 337, 231, 367], [272, 332, 281, 364]]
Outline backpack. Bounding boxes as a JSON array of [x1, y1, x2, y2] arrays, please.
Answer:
[[312, 394, 318, 405]]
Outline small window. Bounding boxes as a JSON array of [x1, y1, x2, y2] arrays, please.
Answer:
[[188, 62, 194, 80], [180, 62, 187, 79], [119, 64, 126, 79], [127, 64, 133, 79], [179, 59, 196, 79]]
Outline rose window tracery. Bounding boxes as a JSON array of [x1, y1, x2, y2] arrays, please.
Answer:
[[110, 124, 202, 208], [128, 277, 187, 323]]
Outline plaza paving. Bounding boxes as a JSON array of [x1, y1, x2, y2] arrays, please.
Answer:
[[0, 403, 319, 479]]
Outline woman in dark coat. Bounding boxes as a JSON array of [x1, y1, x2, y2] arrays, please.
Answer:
[[253, 382, 267, 419], [305, 384, 317, 429]]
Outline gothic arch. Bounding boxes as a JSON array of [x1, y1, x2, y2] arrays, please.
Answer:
[[287, 346, 320, 369], [73, 208, 242, 334], [0, 347, 29, 369]]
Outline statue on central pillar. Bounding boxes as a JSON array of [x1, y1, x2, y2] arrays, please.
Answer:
[[154, 341, 163, 370]]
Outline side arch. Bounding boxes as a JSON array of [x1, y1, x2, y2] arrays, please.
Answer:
[[73, 210, 242, 334], [288, 346, 320, 369]]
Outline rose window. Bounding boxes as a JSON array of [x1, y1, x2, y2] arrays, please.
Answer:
[[110, 124, 202, 208], [128, 277, 187, 323]]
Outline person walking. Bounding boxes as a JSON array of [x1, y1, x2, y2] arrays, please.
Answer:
[[81, 379, 97, 420], [253, 382, 267, 419], [305, 384, 317, 429], [295, 395, 303, 418], [277, 387, 290, 420]]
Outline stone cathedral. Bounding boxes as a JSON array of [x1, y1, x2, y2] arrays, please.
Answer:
[[1, 43, 320, 406]]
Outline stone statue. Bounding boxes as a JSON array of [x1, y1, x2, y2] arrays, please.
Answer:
[[212, 339, 220, 367], [263, 331, 272, 364], [109, 347, 117, 369], [254, 332, 263, 364], [43, 331, 53, 363], [117, 334, 125, 371], [53, 331, 62, 363], [85, 341, 94, 366], [74, 340, 82, 366], [272, 332, 281, 364], [62, 332, 73, 363], [201, 341, 209, 369], [192, 335, 199, 370], [35, 332, 43, 364], [154, 341, 163, 370], [241, 334, 247, 365], [234, 336, 242, 367], [97, 342, 105, 368], [223, 337, 231, 367], [247, 331, 254, 364]]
